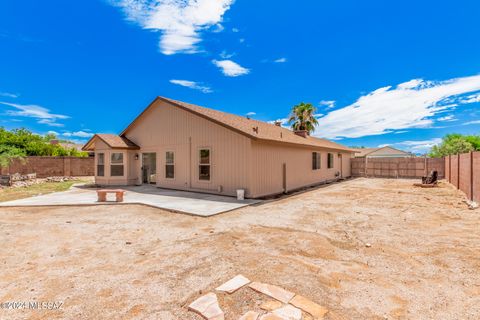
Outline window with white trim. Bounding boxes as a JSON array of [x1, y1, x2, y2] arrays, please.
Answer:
[[312, 152, 321, 170], [165, 151, 174, 179], [327, 153, 334, 169], [97, 153, 105, 176], [110, 153, 124, 176], [199, 149, 211, 181]]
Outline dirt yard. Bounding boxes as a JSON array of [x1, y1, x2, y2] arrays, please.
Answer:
[[1, 178, 479, 320]]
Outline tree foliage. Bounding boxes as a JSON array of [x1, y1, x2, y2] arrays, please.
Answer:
[[429, 133, 480, 157], [0, 127, 88, 167], [288, 102, 319, 134]]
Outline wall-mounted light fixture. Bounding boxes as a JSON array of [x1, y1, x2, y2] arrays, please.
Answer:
[[134, 154, 139, 160]]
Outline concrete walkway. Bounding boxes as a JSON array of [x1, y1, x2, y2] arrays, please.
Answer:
[[0, 184, 260, 217]]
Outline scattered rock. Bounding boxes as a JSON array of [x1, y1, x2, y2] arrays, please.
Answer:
[[290, 295, 328, 319], [125, 241, 132, 245], [239, 311, 260, 320], [66, 221, 71, 224], [465, 200, 479, 210], [272, 305, 302, 320], [216, 274, 251, 294], [259, 314, 284, 320], [365, 243, 372, 248], [188, 292, 224, 320], [249, 282, 295, 304], [260, 300, 283, 311]]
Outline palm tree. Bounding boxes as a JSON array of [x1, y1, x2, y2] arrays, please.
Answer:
[[288, 102, 318, 135]]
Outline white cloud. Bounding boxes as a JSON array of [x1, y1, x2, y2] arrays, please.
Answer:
[[437, 115, 456, 122], [212, 59, 250, 77], [232, 27, 239, 32], [239, 38, 245, 43], [274, 57, 287, 63], [459, 93, 480, 104], [377, 143, 391, 148], [0, 92, 18, 98], [319, 100, 335, 109], [0, 101, 69, 127], [111, 0, 234, 55], [246, 112, 256, 117], [62, 131, 94, 138], [169, 79, 212, 93], [394, 138, 442, 153], [219, 50, 235, 59], [313, 75, 480, 139], [464, 120, 480, 125], [47, 130, 59, 136], [211, 23, 224, 33]]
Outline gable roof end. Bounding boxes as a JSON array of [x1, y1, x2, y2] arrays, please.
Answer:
[[82, 134, 140, 151]]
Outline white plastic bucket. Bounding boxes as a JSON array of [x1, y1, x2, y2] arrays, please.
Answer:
[[236, 189, 245, 200]]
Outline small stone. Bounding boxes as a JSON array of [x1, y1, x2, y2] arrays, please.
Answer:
[[290, 295, 328, 319], [188, 292, 224, 320], [249, 282, 295, 303], [126, 241, 132, 245], [216, 274, 250, 294], [260, 300, 283, 311], [365, 243, 371, 248], [272, 305, 302, 320], [259, 314, 284, 320], [65, 221, 71, 224], [239, 311, 260, 320]]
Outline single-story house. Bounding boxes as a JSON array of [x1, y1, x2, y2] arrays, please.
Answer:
[[83, 96, 354, 198], [353, 146, 413, 158]]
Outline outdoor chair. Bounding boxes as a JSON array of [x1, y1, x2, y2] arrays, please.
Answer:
[[422, 170, 438, 185]]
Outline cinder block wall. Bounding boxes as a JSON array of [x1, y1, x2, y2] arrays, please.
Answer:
[[0, 157, 94, 177]]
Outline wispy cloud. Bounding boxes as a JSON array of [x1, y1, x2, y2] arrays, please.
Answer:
[[212, 59, 250, 77], [169, 79, 212, 93], [394, 138, 442, 153], [219, 50, 235, 59], [0, 101, 69, 127], [246, 112, 256, 117], [0, 92, 19, 98], [111, 0, 234, 55], [62, 131, 94, 138], [274, 57, 287, 63], [464, 120, 480, 125], [319, 100, 335, 109], [313, 75, 480, 139], [437, 115, 457, 122]]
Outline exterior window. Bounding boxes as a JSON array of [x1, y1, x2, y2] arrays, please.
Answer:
[[165, 151, 174, 179], [327, 153, 334, 169], [110, 153, 124, 176], [97, 153, 105, 176], [199, 149, 211, 181], [312, 152, 321, 170]]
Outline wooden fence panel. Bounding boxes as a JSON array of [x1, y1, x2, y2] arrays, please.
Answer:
[[351, 157, 445, 179]]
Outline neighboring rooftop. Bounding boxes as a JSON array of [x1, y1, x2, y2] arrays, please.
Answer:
[[352, 146, 412, 158], [120, 96, 354, 152]]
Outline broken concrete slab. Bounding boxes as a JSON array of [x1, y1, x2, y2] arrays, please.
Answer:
[[216, 274, 250, 294], [249, 282, 295, 304], [188, 292, 224, 320], [260, 300, 283, 311], [272, 305, 302, 320], [239, 311, 260, 320], [289, 295, 328, 319]]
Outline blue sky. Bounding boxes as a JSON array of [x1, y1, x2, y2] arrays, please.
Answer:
[[1, 0, 479, 153]]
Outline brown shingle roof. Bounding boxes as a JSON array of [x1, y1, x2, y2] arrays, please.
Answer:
[[82, 134, 139, 151], [121, 96, 354, 152]]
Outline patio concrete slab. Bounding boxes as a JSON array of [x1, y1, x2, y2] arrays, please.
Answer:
[[0, 184, 260, 217]]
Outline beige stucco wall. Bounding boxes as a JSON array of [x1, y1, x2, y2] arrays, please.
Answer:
[[124, 100, 251, 196], [248, 140, 353, 198]]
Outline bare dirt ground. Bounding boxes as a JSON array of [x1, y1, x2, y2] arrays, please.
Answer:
[[1, 178, 479, 320]]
